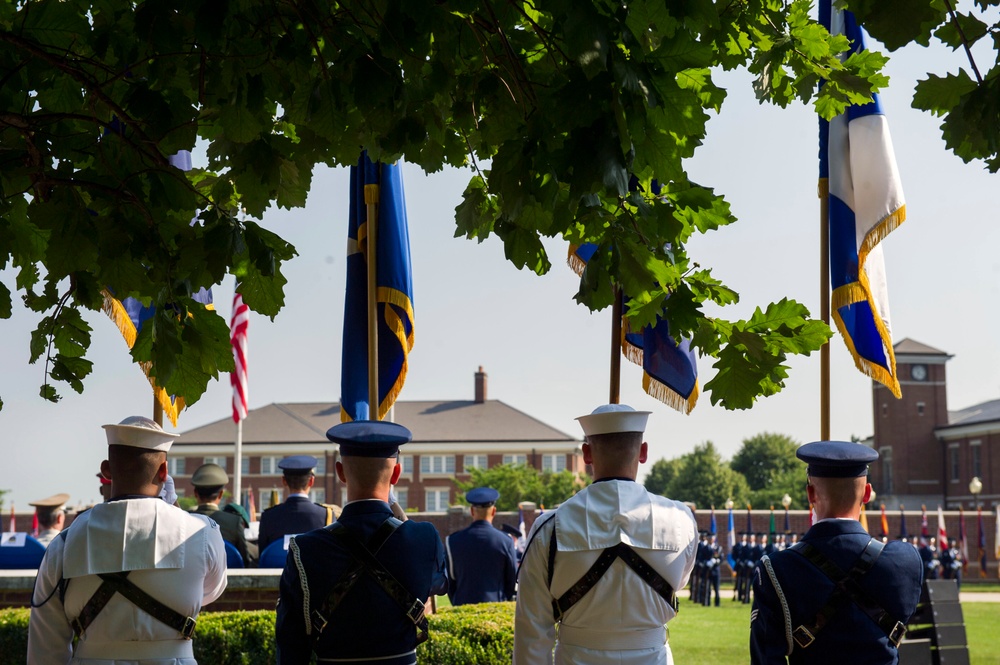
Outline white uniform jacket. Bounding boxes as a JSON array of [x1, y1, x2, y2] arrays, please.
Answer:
[[28, 497, 228, 665], [513, 480, 698, 665]]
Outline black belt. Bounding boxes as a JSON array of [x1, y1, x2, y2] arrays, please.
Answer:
[[789, 538, 906, 649], [313, 517, 428, 645], [550, 541, 677, 621], [71, 571, 196, 639]]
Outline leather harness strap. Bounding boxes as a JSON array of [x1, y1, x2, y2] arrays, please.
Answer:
[[312, 517, 429, 645], [72, 571, 197, 639], [788, 538, 906, 649], [549, 527, 677, 622]]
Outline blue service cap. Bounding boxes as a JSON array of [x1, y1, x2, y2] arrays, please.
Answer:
[[326, 421, 412, 458], [466, 487, 500, 506], [501, 523, 521, 537], [796, 440, 878, 478], [278, 455, 318, 475]]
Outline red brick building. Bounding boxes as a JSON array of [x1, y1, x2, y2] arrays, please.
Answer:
[[170, 368, 585, 512], [870, 339, 998, 512]]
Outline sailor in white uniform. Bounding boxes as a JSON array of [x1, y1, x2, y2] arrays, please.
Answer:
[[513, 404, 698, 665], [28, 416, 228, 665]]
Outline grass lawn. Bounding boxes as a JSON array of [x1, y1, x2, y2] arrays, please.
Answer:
[[667, 597, 1000, 664]]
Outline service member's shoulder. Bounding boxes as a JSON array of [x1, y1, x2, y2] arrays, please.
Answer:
[[185, 510, 222, 531]]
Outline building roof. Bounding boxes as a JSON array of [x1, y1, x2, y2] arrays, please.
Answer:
[[173, 400, 579, 447], [893, 338, 949, 356], [944, 398, 1000, 428]]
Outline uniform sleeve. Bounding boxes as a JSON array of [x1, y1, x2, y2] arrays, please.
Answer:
[[749, 560, 791, 665], [27, 538, 73, 665], [258, 512, 273, 552], [201, 517, 229, 605], [503, 536, 518, 601], [429, 530, 448, 597], [275, 539, 314, 665], [444, 535, 457, 603], [513, 517, 556, 665]]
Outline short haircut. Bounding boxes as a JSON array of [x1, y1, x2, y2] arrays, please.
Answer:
[[340, 455, 396, 491], [37, 507, 62, 529], [471, 505, 493, 519], [808, 475, 867, 513], [108, 445, 166, 489], [284, 472, 313, 492], [587, 431, 643, 465], [194, 486, 224, 501]]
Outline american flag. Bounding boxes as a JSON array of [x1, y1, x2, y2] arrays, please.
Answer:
[[230, 292, 249, 423]]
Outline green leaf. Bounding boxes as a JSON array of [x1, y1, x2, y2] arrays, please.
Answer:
[[845, 0, 947, 50], [933, 12, 989, 50], [912, 71, 978, 117], [0, 281, 12, 319]]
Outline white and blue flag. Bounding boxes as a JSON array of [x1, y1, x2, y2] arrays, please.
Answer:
[[820, 3, 905, 397]]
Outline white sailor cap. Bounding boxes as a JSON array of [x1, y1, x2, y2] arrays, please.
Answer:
[[576, 404, 651, 438], [102, 416, 178, 451]]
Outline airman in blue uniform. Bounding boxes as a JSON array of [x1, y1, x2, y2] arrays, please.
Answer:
[[257, 455, 328, 553], [750, 441, 923, 664], [275, 421, 447, 665], [444, 487, 517, 605]]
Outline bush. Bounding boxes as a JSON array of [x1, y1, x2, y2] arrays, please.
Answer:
[[421, 602, 515, 665], [0, 602, 515, 665], [0, 608, 28, 664]]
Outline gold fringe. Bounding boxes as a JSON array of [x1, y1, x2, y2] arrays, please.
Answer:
[[377, 287, 415, 350], [829, 203, 905, 399], [364, 184, 380, 205], [643, 373, 699, 415], [377, 305, 410, 420], [101, 290, 183, 426], [567, 244, 587, 277]]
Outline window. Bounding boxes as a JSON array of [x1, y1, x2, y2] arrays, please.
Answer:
[[167, 458, 186, 476], [949, 445, 960, 483], [310, 488, 326, 504], [426, 488, 450, 512], [314, 456, 326, 475], [542, 454, 567, 473], [241, 457, 250, 475], [879, 447, 893, 495], [260, 456, 281, 475], [503, 454, 527, 466], [260, 488, 282, 509], [394, 488, 408, 511], [204, 456, 227, 471], [399, 455, 413, 474], [420, 455, 454, 474], [464, 455, 488, 471], [971, 441, 982, 478], [917, 402, 926, 416]]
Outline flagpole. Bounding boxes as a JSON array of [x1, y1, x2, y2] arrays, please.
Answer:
[[234, 420, 243, 506], [610, 288, 623, 404], [819, 177, 830, 441], [366, 182, 380, 419], [153, 397, 163, 428]]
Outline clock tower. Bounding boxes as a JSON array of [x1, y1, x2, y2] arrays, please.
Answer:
[[869, 339, 952, 507]]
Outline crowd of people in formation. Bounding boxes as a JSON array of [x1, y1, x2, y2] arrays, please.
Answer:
[[906, 535, 964, 589], [19, 408, 929, 665], [730, 531, 802, 605]]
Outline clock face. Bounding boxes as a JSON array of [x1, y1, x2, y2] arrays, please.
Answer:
[[911, 364, 928, 381]]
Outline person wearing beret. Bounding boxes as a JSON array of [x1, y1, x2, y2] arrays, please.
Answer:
[[257, 455, 329, 553], [750, 441, 923, 665], [444, 487, 517, 606], [28, 416, 227, 665], [275, 421, 447, 665], [514, 404, 698, 665], [29, 493, 70, 547], [190, 463, 258, 567]]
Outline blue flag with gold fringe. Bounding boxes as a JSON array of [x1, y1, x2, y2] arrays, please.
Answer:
[[820, 3, 905, 397], [100, 150, 211, 427], [568, 244, 698, 414], [340, 152, 414, 422]]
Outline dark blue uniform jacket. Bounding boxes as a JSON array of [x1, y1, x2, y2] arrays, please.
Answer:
[[258, 495, 327, 552], [445, 520, 517, 606], [750, 519, 923, 665], [275, 500, 447, 665]]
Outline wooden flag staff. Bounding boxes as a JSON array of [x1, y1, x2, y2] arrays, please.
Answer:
[[609, 288, 623, 405], [366, 188, 380, 419], [819, 179, 831, 441]]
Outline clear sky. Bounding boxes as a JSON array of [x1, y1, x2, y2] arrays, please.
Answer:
[[2, 34, 997, 512]]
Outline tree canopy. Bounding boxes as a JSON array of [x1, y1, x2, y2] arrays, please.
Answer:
[[644, 441, 750, 509], [453, 463, 589, 511], [4, 0, 973, 414]]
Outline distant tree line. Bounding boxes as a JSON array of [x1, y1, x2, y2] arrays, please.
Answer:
[[643, 433, 808, 511], [454, 464, 591, 512]]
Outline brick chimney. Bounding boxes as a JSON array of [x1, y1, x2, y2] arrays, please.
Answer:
[[475, 366, 487, 403]]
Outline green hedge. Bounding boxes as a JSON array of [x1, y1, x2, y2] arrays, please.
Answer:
[[0, 603, 515, 665]]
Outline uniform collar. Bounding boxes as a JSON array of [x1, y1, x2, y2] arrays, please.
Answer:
[[339, 499, 392, 519]]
